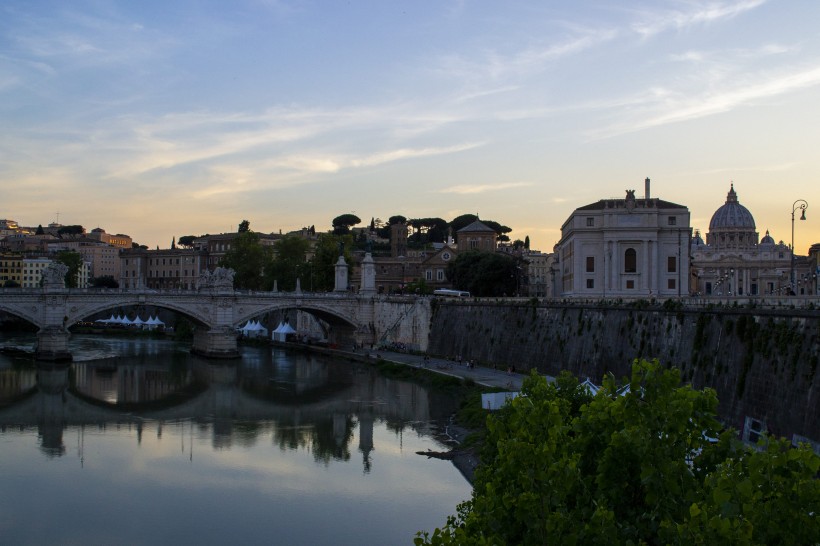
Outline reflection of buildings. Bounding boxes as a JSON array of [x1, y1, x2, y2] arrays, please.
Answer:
[[73, 363, 194, 405], [0, 351, 450, 475], [0, 368, 37, 402], [690, 185, 792, 296]]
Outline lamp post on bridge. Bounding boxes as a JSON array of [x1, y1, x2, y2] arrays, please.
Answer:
[[790, 199, 808, 295]]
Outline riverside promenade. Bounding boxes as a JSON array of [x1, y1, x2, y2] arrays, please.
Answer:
[[351, 349, 530, 391]]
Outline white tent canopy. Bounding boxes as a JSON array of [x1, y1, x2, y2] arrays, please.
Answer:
[[239, 319, 268, 338], [272, 321, 297, 342]]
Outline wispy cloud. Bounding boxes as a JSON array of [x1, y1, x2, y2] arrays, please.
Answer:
[[349, 143, 482, 168], [631, 0, 767, 38], [438, 182, 533, 194], [436, 28, 617, 83], [587, 64, 820, 139]]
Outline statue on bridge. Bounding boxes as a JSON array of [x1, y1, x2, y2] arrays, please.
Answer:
[[198, 267, 235, 291], [42, 262, 69, 289]]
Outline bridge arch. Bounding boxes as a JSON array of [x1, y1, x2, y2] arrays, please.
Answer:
[[233, 301, 361, 347], [0, 299, 40, 328], [68, 297, 212, 329]]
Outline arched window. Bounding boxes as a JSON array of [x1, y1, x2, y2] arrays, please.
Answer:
[[624, 248, 637, 273]]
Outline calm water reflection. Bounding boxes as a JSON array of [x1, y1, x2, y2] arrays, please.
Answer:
[[0, 334, 469, 545]]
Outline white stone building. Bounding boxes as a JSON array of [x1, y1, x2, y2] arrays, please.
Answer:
[[555, 178, 691, 298], [690, 184, 791, 296]]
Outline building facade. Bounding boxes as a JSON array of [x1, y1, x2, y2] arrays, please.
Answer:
[[120, 248, 206, 290], [690, 185, 792, 296], [47, 238, 122, 281], [556, 179, 691, 298], [0, 254, 23, 286]]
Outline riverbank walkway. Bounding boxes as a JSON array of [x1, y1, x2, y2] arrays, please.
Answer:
[[349, 349, 529, 391]]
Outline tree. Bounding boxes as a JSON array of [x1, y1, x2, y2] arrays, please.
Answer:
[[309, 233, 353, 291], [90, 275, 119, 289], [332, 214, 361, 235], [404, 278, 434, 295], [3, 280, 20, 288], [524, 235, 530, 250], [416, 360, 820, 545], [177, 235, 197, 248], [408, 217, 448, 246], [57, 225, 84, 236], [54, 251, 83, 288], [218, 231, 272, 290], [35, 224, 44, 235], [481, 219, 512, 238], [238, 219, 251, 233], [264, 235, 310, 291], [449, 214, 478, 233], [447, 251, 518, 296]]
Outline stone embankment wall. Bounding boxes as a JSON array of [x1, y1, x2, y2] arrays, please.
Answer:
[[427, 300, 820, 443]]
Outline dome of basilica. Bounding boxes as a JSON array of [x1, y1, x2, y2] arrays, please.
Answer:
[[709, 184, 756, 230], [760, 230, 775, 245]]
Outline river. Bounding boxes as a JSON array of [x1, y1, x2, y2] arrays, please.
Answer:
[[0, 333, 469, 545]]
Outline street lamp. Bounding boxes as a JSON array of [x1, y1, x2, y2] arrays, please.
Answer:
[[791, 199, 808, 294]]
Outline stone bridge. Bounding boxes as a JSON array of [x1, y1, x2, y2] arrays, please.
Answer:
[[0, 261, 432, 361]]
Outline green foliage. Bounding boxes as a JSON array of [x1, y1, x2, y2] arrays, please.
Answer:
[[447, 251, 518, 296], [309, 233, 353, 291], [218, 231, 272, 290], [57, 224, 84, 236], [3, 279, 21, 288], [448, 214, 478, 233], [264, 235, 310, 291], [404, 277, 434, 295], [408, 217, 448, 246], [331, 213, 361, 234], [417, 360, 820, 545], [238, 219, 250, 232], [54, 250, 83, 288], [177, 235, 197, 248]]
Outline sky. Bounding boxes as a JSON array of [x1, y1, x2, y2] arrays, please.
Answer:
[[2, 0, 819, 254]]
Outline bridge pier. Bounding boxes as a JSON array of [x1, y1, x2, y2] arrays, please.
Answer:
[[191, 327, 240, 359], [35, 327, 73, 363]]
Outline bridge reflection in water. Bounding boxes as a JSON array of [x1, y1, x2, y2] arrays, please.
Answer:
[[0, 335, 468, 545], [0, 338, 451, 464]]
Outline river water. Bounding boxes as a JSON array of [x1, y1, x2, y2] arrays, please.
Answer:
[[0, 333, 469, 545]]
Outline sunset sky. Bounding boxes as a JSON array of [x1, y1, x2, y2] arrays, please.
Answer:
[[2, 0, 819, 254]]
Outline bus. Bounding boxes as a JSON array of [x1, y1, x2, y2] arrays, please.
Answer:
[[433, 289, 471, 298]]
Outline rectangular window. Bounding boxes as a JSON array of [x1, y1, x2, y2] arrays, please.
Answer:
[[668, 216, 677, 225], [706, 282, 712, 295], [626, 280, 634, 289], [586, 279, 594, 289], [426, 270, 432, 281], [668, 279, 676, 289], [586, 217, 594, 227], [437, 270, 444, 281], [586, 256, 595, 273], [667, 256, 676, 273]]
